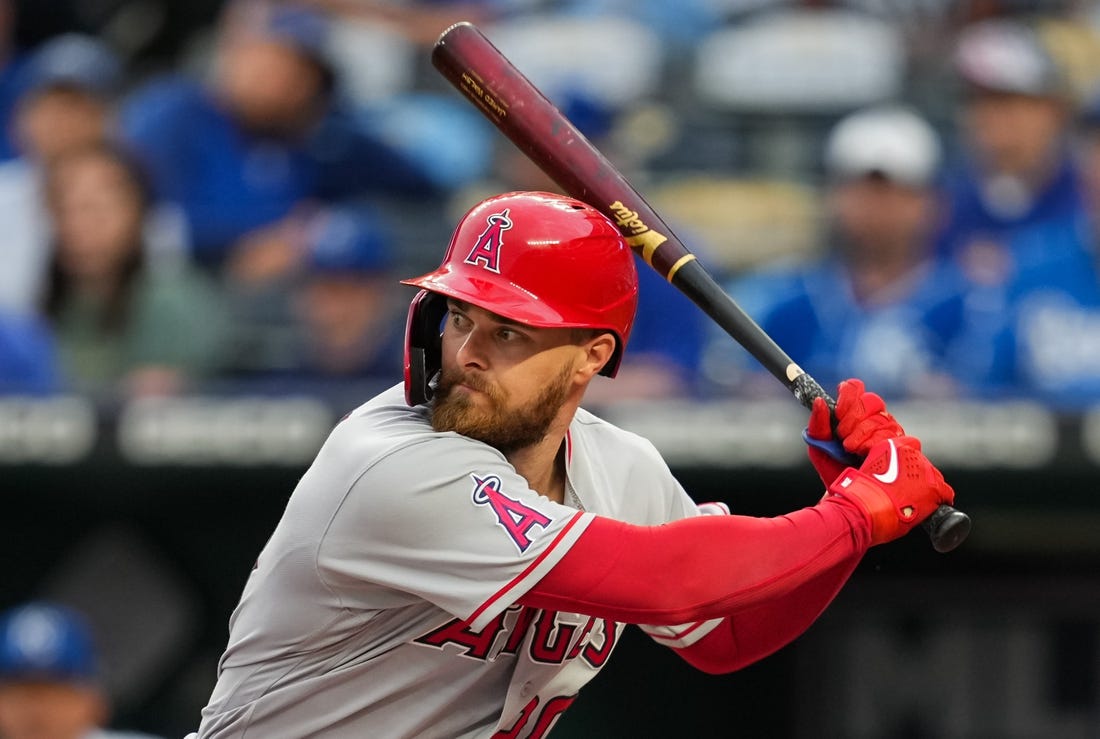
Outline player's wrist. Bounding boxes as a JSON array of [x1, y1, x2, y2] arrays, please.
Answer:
[[826, 468, 912, 546]]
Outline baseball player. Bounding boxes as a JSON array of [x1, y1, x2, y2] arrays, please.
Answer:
[[192, 191, 955, 737]]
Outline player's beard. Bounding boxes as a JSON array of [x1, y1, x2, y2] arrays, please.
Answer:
[[431, 365, 573, 455]]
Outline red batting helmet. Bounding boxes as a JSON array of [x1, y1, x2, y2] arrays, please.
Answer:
[[401, 191, 639, 405]]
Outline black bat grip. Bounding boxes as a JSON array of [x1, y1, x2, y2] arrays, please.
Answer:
[[791, 374, 970, 553]]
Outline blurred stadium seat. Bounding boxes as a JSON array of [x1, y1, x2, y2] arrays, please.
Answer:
[[325, 17, 417, 104], [482, 14, 666, 108], [649, 175, 822, 274], [688, 8, 907, 179], [692, 8, 905, 113]]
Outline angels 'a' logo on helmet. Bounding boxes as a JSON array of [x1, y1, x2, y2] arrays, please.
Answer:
[[463, 208, 512, 273]]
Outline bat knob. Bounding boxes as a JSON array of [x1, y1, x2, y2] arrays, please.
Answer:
[[922, 505, 971, 553]]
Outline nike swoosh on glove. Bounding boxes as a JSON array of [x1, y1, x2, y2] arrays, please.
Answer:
[[825, 437, 956, 546]]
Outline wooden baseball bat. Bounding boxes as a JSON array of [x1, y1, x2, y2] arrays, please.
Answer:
[[431, 21, 970, 553]]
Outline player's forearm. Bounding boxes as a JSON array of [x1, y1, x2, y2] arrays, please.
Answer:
[[666, 552, 860, 674], [521, 496, 870, 625]]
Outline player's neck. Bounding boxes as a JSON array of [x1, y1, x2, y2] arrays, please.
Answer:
[[505, 425, 570, 505]]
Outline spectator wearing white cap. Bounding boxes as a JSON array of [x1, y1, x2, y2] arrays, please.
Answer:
[[706, 104, 1002, 400]]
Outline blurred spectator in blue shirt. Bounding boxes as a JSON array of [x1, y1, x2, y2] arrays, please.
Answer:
[[707, 105, 995, 400], [294, 207, 404, 379], [917, 18, 1100, 408], [988, 228, 1100, 408], [40, 141, 230, 398], [224, 204, 405, 402], [0, 309, 59, 394], [936, 18, 1091, 282], [9, 33, 122, 168], [0, 601, 162, 739], [0, 32, 123, 316], [117, 0, 438, 274], [595, 262, 709, 400], [961, 80, 1100, 408]]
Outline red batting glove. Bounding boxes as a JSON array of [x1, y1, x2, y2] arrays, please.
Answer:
[[806, 379, 913, 487], [833, 379, 911, 455], [825, 437, 956, 546]]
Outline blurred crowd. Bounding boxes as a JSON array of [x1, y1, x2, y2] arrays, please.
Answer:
[[7, 4, 1100, 737], [2, 0, 1100, 410]]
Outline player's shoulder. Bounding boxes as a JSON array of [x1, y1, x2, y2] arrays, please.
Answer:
[[571, 406, 664, 459], [325, 383, 434, 455], [338, 383, 427, 429], [322, 384, 510, 472]]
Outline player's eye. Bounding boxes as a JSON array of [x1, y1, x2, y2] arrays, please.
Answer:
[[448, 310, 471, 330]]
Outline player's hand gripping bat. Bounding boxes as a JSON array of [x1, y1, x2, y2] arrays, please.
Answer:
[[431, 22, 970, 553]]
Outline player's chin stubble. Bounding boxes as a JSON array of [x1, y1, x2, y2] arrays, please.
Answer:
[[431, 366, 573, 455]]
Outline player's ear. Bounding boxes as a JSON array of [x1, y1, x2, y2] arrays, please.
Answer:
[[577, 332, 616, 380]]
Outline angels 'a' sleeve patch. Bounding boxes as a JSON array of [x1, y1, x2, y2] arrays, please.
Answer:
[[469, 473, 553, 553]]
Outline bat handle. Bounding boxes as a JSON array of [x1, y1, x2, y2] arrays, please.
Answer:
[[920, 504, 972, 554], [790, 372, 971, 554]]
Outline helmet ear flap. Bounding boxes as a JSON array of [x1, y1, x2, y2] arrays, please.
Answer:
[[404, 291, 449, 406]]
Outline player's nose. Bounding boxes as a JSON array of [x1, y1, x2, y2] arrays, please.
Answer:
[[455, 329, 490, 369]]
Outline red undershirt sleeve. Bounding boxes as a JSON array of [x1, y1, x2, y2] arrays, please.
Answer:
[[661, 550, 862, 673], [519, 495, 871, 668]]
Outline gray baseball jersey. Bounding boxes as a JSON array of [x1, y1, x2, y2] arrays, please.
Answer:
[[197, 384, 724, 738]]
